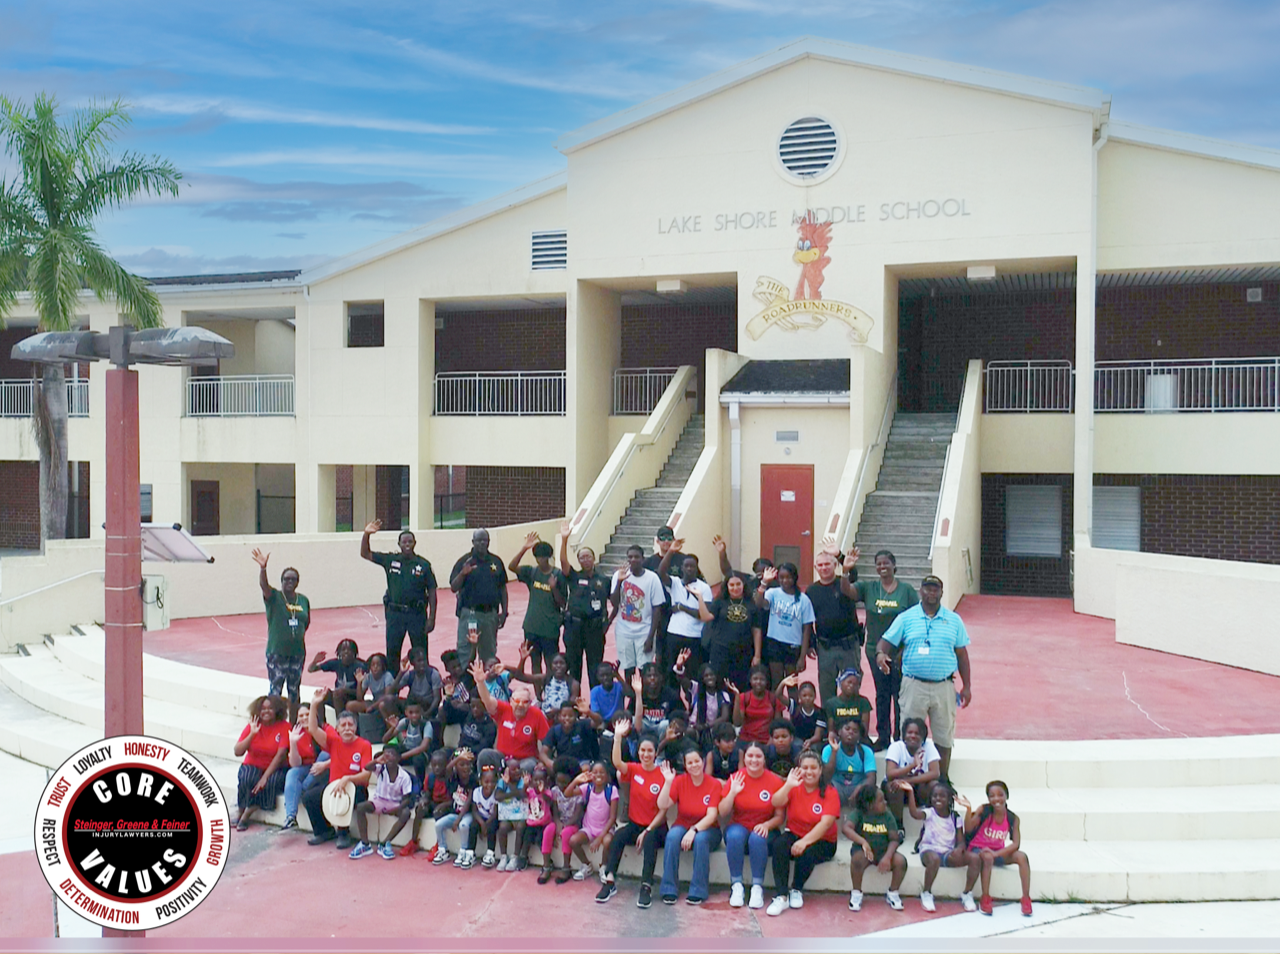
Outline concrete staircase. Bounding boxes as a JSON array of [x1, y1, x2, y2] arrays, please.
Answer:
[[598, 414, 704, 576], [854, 412, 956, 589], [3, 627, 1280, 901]]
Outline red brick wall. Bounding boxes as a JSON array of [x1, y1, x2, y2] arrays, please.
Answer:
[[619, 303, 737, 369], [464, 466, 564, 528], [335, 465, 353, 530], [1095, 474, 1280, 564], [433, 465, 466, 494], [435, 309, 565, 371], [980, 474, 1074, 596], [0, 461, 40, 549], [375, 465, 409, 530], [1096, 283, 1280, 360]]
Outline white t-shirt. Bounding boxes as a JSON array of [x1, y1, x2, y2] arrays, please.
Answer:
[[371, 764, 413, 803], [884, 738, 942, 777], [611, 569, 666, 641], [667, 577, 713, 639]]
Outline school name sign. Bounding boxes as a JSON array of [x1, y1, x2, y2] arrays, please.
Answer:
[[656, 198, 972, 235]]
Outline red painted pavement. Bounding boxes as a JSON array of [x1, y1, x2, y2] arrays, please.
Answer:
[[146, 592, 1279, 741]]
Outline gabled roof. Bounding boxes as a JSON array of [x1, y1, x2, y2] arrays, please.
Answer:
[[556, 37, 1110, 154], [1105, 121, 1280, 172], [148, 270, 301, 286], [298, 171, 567, 286]]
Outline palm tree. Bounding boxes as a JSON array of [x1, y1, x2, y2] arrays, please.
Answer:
[[0, 94, 181, 542]]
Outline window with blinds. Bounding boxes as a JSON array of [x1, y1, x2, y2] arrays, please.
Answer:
[[1005, 484, 1062, 557], [1093, 486, 1141, 551]]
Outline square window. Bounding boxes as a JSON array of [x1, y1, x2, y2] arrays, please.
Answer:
[[1005, 484, 1062, 557], [346, 302, 385, 348]]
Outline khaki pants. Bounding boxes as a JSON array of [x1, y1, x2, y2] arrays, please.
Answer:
[[899, 675, 956, 749]]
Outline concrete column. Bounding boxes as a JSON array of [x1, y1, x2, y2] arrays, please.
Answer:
[[351, 465, 375, 529], [1074, 148, 1100, 543], [414, 299, 436, 531], [567, 282, 620, 513], [313, 464, 336, 533]]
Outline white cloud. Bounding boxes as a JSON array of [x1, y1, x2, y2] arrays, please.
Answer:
[[132, 94, 493, 136]]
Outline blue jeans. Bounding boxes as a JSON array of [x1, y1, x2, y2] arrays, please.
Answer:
[[724, 823, 770, 886], [659, 825, 722, 901], [434, 812, 465, 850], [283, 753, 329, 820]]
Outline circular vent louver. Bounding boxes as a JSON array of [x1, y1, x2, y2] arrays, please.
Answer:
[[778, 117, 839, 179]]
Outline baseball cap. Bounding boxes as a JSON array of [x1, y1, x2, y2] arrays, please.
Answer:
[[656, 526, 675, 541], [920, 575, 944, 589]]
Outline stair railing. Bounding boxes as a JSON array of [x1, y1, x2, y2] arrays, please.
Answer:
[[834, 372, 897, 555], [929, 359, 984, 607], [568, 366, 696, 559]]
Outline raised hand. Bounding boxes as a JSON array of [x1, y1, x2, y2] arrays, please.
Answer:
[[559, 519, 571, 538], [724, 680, 740, 695], [955, 794, 972, 811], [460, 558, 476, 577], [518, 642, 532, 662], [675, 648, 691, 668], [616, 565, 631, 583], [251, 548, 269, 569], [819, 536, 840, 557], [467, 657, 486, 683], [785, 766, 804, 788], [615, 717, 632, 738], [523, 530, 540, 548], [712, 534, 727, 554], [312, 688, 326, 704], [843, 552, 858, 573], [672, 538, 685, 553], [467, 627, 479, 646], [311, 650, 327, 665], [364, 519, 382, 534], [630, 670, 643, 694], [247, 715, 261, 736], [289, 723, 306, 742], [781, 672, 800, 688], [660, 763, 676, 782], [762, 566, 778, 584], [575, 696, 591, 715], [728, 771, 746, 796]]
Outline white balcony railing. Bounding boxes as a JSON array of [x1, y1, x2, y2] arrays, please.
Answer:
[[186, 374, 295, 417], [613, 367, 678, 415], [0, 378, 90, 418], [984, 361, 1075, 412], [1094, 357, 1280, 412], [434, 371, 566, 416]]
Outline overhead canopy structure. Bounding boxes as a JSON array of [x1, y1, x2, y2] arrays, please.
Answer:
[[141, 523, 215, 564]]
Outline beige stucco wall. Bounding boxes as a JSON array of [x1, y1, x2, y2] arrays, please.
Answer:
[[1095, 413, 1280, 473], [738, 406, 850, 566], [981, 415, 1075, 473], [1098, 139, 1280, 271], [182, 462, 256, 535], [429, 417, 572, 467], [608, 415, 647, 448]]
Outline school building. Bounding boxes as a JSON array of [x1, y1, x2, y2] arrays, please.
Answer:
[[3, 37, 1280, 676]]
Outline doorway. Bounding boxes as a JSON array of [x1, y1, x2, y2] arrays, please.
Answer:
[[760, 464, 814, 582], [191, 480, 220, 535]]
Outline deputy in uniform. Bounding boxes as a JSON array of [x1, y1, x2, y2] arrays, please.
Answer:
[[361, 520, 438, 667], [558, 521, 611, 687], [450, 528, 508, 669]]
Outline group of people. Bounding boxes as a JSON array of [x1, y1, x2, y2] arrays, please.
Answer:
[[233, 520, 1032, 917]]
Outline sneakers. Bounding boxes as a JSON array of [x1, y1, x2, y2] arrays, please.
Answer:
[[572, 865, 595, 881], [498, 855, 514, 871], [886, 890, 904, 911], [433, 848, 453, 865], [481, 850, 497, 868], [458, 849, 475, 869], [279, 816, 298, 832], [848, 889, 863, 911], [979, 894, 994, 916], [920, 890, 936, 912], [637, 884, 652, 909], [788, 889, 803, 910], [961, 891, 977, 912], [661, 893, 677, 905], [729, 883, 745, 908], [378, 842, 396, 860], [1021, 896, 1033, 917], [766, 895, 789, 917], [423, 844, 438, 861], [749, 885, 765, 910], [595, 881, 617, 903], [516, 856, 529, 871], [348, 841, 375, 860], [399, 842, 420, 858], [686, 896, 703, 906]]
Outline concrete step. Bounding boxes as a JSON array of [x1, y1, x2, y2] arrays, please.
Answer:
[[45, 628, 326, 718]]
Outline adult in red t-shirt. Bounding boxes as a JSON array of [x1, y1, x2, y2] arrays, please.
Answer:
[[719, 740, 785, 908], [471, 659, 549, 772], [282, 700, 323, 831], [233, 695, 290, 830], [598, 718, 668, 907], [766, 751, 840, 916], [302, 688, 373, 848], [657, 748, 723, 904]]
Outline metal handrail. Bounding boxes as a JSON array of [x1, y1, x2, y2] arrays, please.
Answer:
[[612, 367, 679, 415], [984, 360, 1075, 412], [0, 379, 90, 418], [0, 569, 103, 608], [1094, 356, 1280, 412], [186, 374, 295, 417], [434, 370, 566, 416]]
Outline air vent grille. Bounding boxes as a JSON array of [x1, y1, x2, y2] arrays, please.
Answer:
[[531, 230, 567, 270], [778, 117, 839, 178]]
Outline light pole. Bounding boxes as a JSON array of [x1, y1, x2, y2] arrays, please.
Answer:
[[13, 325, 233, 938]]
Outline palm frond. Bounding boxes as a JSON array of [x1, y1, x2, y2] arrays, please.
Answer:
[[28, 227, 84, 332], [72, 154, 182, 219], [68, 99, 129, 163], [78, 237, 163, 329]]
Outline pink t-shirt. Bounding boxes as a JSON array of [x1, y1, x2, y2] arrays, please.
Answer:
[[967, 810, 1011, 852], [580, 782, 618, 838]]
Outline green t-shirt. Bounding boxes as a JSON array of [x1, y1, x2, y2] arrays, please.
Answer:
[[850, 808, 899, 858], [372, 551, 437, 607], [824, 693, 871, 731], [856, 579, 920, 644], [516, 565, 566, 639], [264, 588, 309, 657]]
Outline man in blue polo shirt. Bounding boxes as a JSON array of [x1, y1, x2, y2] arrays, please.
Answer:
[[875, 575, 971, 779]]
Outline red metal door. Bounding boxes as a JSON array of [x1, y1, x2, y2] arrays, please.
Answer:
[[760, 465, 814, 582]]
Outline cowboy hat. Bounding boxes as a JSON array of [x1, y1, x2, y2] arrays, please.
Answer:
[[322, 778, 357, 828]]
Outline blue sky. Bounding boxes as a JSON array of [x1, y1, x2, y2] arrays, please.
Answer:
[[3, 0, 1279, 276]]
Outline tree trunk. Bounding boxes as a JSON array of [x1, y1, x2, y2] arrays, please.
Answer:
[[35, 363, 69, 543]]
